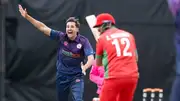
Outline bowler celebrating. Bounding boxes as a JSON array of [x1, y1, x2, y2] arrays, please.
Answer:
[[18, 4, 94, 101]]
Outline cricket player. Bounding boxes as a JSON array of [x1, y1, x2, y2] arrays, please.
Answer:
[[167, 0, 180, 101], [94, 13, 139, 101], [18, 4, 94, 101]]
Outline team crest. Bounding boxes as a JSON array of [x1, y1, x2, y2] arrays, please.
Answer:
[[77, 43, 82, 49]]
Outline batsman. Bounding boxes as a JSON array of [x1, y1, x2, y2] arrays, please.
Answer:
[[94, 13, 139, 101]]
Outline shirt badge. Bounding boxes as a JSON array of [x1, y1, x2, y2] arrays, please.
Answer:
[[77, 43, 82, 49], [64, 41, 68, 46]]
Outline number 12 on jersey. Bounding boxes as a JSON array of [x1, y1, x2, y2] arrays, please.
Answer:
[[112, 37, 132, 57]]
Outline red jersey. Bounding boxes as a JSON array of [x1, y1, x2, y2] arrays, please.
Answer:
[[96, 28, 138, 79]]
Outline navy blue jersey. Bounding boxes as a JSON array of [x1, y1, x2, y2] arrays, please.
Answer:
[[50, 30, 94, 78]]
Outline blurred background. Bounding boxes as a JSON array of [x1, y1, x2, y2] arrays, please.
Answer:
[[0, 0, 177, 101]]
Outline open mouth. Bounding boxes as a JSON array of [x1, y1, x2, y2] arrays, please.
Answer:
[[67, 30, 73, 34]]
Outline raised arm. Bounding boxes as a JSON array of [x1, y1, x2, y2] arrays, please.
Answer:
[[18, 4, 51, 36]]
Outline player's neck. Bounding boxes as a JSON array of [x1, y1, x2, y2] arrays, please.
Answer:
[[103, 26, 116, 32], [69, 34, 77, 41], [111, 26, 116, 29]]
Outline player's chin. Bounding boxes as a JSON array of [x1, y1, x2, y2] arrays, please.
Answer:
[[67, 33, 74, 38]]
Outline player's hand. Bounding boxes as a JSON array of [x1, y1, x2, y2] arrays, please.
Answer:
[[81, 62, 86, 75], [18, 4, 28, 18]]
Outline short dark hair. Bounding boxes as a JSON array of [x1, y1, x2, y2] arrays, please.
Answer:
[[66, 17, 80, 28]]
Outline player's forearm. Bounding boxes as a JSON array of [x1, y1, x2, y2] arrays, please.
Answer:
[[25, 14, 51, 36], [96, 56, 103, 66], [84, 55, 94, 70]]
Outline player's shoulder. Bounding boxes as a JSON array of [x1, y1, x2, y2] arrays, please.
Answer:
[[51, 29, 66, 38], [117, 29, 130, 34], [52, 29, 64, 34], [98, 33, 107, 41], [78, 34, 90, 43], [117, 29, 135, 38]]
